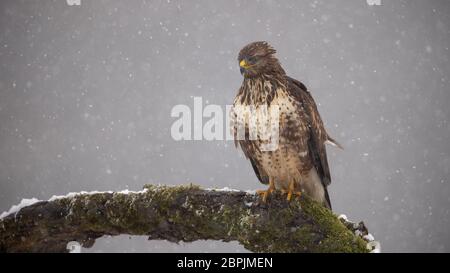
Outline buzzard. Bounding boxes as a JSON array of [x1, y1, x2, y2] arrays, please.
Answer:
[[231, 41, 341, 209]]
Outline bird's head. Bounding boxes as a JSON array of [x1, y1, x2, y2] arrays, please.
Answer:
[[238, 41, 284, 78]]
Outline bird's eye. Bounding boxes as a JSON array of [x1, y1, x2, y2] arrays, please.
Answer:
[[248, 56, 257, 63]]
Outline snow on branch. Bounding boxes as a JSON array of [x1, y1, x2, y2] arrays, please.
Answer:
[[0, 184, 377, 253]]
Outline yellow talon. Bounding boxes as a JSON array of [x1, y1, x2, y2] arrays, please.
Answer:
[[257, 177, 275, 203], [285, 179, 302, 201], [286, 190, 301, 201], [257, 188, 274, 203]]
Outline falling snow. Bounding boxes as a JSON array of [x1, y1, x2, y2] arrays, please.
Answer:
[[0, 0, 449, 253]]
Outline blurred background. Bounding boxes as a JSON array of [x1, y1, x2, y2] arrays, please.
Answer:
[[1, 0, 449, 252]]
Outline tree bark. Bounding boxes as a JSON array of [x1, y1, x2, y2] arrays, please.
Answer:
[[0, 184, 371, 253]]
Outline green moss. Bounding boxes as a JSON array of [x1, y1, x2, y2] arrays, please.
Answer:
[[228, 192, 369, 253], [299, 195, 369, 253]]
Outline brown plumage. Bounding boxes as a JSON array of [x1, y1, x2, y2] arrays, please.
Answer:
[[231, 41, 341, 209]]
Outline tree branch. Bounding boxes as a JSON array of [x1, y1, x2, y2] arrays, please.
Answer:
[[0, 184, 372, 253]]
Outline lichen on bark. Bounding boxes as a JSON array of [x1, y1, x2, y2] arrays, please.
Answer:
[[0, 184, 370, 253]]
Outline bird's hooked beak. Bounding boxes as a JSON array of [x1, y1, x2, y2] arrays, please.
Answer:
[[239, 59, 249, 68], [239, 59, 252, 75]]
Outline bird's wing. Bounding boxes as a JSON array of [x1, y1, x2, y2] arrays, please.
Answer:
[[286, 76, 332, 187], [249, 157, 269, 185], [287, 76, 333, 209], [237, 139, 269, 185]]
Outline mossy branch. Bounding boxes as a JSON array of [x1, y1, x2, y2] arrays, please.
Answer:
[[0, 184, 372, 253]]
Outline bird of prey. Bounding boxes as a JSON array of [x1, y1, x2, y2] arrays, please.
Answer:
[[231, 41, 341, 210]]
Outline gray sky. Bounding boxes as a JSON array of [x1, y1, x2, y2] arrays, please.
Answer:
[[1, 0, 450, 252]]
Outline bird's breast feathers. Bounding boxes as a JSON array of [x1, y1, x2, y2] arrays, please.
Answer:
[[232, 80, 309, 147], [232, 82, 313, 186]]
